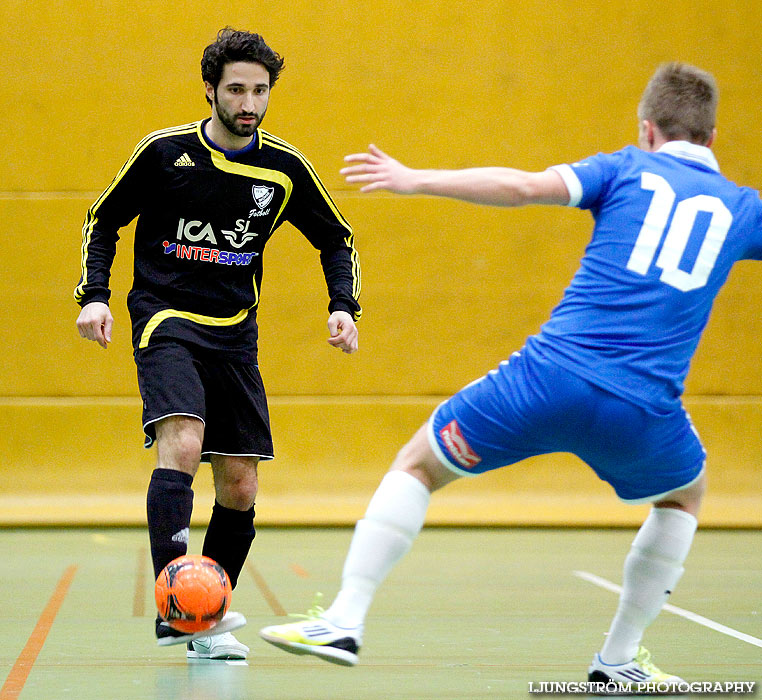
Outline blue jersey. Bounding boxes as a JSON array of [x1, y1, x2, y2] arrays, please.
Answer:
[[529, 141, 762, 414]]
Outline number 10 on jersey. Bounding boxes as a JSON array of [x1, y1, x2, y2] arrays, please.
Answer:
[[626, 172, 733, 292]]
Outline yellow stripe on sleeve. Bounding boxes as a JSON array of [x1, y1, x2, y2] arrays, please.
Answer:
[[259, 132, 353, 233], [260, 132, 361, 310], [74, 123, 200, 302]]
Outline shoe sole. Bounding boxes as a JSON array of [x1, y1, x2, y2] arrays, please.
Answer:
[[187, 648, 248, 660], [259, 632, 358, 667], [157, 612, 247, 647]]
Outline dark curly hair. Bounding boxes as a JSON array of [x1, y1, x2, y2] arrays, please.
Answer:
[[201, 27, 285, 103]]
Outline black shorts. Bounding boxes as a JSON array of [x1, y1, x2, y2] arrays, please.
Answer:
[[134, 342, 274, 462]]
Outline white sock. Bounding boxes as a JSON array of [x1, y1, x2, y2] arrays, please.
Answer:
[[600, 507, 698, 664], [323, 471, 431, 630]]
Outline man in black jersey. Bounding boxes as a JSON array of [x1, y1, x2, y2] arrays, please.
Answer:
[[74, 28, 361, 660]]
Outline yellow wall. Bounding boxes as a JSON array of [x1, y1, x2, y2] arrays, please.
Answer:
[[1, 0, 760, 524]]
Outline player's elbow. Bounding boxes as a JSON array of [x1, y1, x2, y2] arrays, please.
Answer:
[[495, 171, 542, 206], [521, 170, 570, 206], [512, 172, 553, 205]]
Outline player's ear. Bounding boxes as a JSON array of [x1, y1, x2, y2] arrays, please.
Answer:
[[204, 81, 216, 105], [637, 120, 651, 150], [639, 120, 659, 151], [645, 121, 656, 148], [705, 128, 717, 148]]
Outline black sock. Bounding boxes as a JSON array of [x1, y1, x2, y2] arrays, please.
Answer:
[[147, 468, 194, 580], [202, 501, 256, 589]]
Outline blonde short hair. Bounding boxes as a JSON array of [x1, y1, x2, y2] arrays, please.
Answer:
[[638, 62, 718, 144]]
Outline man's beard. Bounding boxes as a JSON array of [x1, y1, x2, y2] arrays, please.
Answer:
[[215, 102, 265, 137]]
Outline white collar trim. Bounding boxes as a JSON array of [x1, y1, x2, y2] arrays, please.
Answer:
[[656, 141, 720, 172]]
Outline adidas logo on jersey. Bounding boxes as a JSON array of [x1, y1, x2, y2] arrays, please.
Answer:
[[174, 153, 195, 167]]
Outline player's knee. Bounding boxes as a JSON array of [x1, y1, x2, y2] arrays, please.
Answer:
[[176, 444, 202, 473], [214, 459, 259, 510], [157, 433, 201, 473], [392, 428, 430, 473], [219, 477, 258, 510], [155, 417, 203, 472], [392, 440, 417, 472], [391, 427, 457, 493], [655, 472, 706, 515]]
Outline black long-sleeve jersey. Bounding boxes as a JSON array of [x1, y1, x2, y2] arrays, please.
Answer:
[[75, 120, 361, 360]]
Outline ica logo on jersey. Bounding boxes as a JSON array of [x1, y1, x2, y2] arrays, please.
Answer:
[[164, 218, 260, 266], [174, 217, 259, 249]]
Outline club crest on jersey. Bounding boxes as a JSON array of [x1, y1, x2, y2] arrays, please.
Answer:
[[252, 185, 274, 214], [439, 420, 482, 469]]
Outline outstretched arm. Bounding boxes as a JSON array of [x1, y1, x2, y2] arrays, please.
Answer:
[[341, 144, 570, 207]]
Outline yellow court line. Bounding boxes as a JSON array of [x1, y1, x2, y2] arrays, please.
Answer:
[[0, 565, 78, 700]]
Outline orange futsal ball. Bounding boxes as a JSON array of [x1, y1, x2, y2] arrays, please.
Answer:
[[154, 554, 232, 634]]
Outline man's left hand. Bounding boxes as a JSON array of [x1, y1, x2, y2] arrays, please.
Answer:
[[327, 311, 358, 354]]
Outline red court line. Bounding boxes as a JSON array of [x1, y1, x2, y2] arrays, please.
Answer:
[[290, 563, 310, 579], [133, 547, 147, 617], [245, 561, 287, 616], [0, 565, 78, 700]]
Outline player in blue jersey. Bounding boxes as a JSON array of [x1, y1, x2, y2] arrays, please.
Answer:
[[259, 63, 762, 687]]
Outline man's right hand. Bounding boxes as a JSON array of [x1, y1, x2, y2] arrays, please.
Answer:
[[341, 144, 420, 194], [76, 301, 114, 349]]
